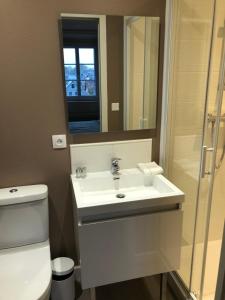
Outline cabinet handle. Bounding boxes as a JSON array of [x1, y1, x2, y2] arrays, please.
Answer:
[[79, 204, 181, 225]]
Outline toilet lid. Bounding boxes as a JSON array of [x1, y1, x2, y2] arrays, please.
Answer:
[[0, 240, 51, 300]]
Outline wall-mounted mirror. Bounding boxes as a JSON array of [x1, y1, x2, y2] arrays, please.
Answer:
[[59, 14, 160, 134]]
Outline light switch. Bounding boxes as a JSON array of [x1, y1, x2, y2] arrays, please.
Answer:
[[52, 135, 67, 149], [112, 102, 120, 111]]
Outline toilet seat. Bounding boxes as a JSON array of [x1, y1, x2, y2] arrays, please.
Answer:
[[0, 240, 51, 300]]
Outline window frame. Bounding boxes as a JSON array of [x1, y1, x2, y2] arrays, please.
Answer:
[[63, 44, 99, 102]]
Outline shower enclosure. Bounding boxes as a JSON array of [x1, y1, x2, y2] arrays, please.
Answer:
[[162, 0, 225, 299]]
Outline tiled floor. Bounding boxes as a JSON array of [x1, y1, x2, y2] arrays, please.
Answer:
[[77, 276, 178, 300]]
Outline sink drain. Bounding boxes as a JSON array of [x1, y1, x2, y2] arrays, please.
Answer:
[[116, 193, 126, 199]]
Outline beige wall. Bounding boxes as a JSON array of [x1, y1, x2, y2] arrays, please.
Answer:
[[0, 0, 165, 261]]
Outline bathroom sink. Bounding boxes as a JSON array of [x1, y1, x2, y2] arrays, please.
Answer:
[[71, 168, 184, 220]]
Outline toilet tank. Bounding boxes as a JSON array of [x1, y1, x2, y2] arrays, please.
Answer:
[[0, 185, 49, 250]]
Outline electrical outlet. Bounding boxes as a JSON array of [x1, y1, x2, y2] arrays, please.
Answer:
[[112, 102, 120, 111], [52, 135, 67, 149]]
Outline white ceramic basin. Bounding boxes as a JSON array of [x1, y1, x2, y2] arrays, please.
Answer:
[[71, 168, 184, 220]]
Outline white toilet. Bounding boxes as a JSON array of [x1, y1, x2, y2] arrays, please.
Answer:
[[0, 185, 52, 300]]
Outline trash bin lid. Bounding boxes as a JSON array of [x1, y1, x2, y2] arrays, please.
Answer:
[[52, 257, 74, 276]]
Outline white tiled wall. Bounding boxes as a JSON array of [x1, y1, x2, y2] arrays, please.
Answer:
[[70, 139, 152, 173]]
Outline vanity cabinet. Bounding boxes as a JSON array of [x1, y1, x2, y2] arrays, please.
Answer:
[[71, 165, 184, 289], [78, 209, 182, 289]]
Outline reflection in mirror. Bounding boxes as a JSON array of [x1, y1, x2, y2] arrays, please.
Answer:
[[59, 14, 160, 134], [61, 18, 101, 133], [124, 17, 160, 130]]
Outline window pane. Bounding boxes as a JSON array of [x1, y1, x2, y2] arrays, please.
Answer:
[[80, 65, 95, 80], [66, 81, 78, 96], [63, 48, 76, 64], [64, 65, 77, 80], [79, 48, 94, 64], [81, 81, 96, 96]]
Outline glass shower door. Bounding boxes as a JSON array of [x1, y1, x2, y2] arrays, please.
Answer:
[[164, 1, 225, 299], [163, 0, 216, 295], [191, 16, 225, 299]]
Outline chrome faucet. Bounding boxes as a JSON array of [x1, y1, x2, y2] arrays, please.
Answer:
[[75, 167, 87, 178], [111, 158, 121, 176]]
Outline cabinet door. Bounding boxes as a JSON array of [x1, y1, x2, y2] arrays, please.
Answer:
[[79, 210, 182, 289]]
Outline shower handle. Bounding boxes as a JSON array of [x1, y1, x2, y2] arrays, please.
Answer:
[[201, 146, 214, 178]]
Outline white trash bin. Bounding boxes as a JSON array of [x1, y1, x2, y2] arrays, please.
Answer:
[[51, 257, 75, 300]]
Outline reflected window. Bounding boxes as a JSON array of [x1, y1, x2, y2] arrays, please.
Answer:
[[61, 17, 100, 134], [63, 47, 97, 98]]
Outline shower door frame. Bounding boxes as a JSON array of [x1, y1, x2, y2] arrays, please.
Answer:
[[195, 19, 225, 299], [160, 0, 225, 299]]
